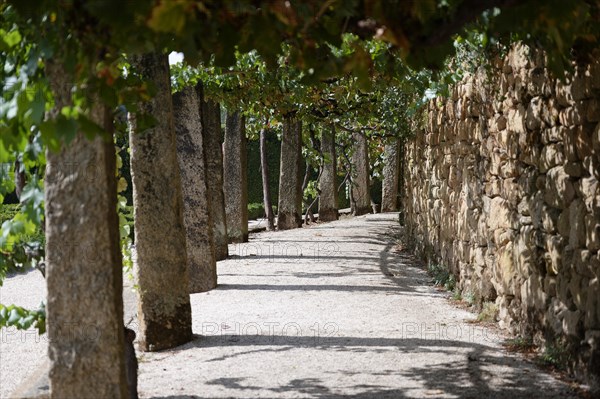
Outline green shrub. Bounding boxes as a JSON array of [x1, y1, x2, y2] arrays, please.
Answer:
[[427, 263, 456, 290], [539, 341, 571, 370], [1, 204, 45, 276], [0, 204, 20, 224], [477, 302, 498, 322], [248, 203, 265, 220]]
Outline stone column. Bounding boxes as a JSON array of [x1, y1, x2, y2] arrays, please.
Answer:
[[277, 115, 303, 229], [45, 61, 128, 398], [198, 85, 229, 260], [128, 52, 192, 351], [381, 138, 401, 212], [173, 86, 217, 293], [351, 132, 371, 216], [318, 125, 339, 221], [223, 109, 249, 243]]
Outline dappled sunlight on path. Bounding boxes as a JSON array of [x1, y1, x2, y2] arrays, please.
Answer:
[[138, 213, 578, 399]]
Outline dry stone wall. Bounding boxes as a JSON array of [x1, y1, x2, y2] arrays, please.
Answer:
[[404, 43, 600, 387]]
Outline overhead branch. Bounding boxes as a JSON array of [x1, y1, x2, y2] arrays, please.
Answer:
[[408, 0, 520, 49]]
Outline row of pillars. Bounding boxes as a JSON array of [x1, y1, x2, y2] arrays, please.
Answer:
[[42, 52, 402, 397]]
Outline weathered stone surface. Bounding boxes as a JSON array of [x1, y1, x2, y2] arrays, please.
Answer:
[[199, 85, 229, 261], [351, 132, 371, 216], [318, 125, 339, 221], [403, 42, 600, 391], [586, 214, 600, 252], [539, 144, 565, 173], [277, 115, 303, 229], [223, 110, 249, 241], [129, 53, 193, 352], [544, 167, 575, 209], [173, 87, 217, 293], [45, 61, 128, 397], [381, 139, 401, 212]]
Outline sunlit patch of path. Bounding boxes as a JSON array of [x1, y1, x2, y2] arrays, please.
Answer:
[[139, 213, 577, 399]]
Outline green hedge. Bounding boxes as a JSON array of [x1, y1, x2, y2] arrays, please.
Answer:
[[247, 133, 281, 205], [0, 204, 20, 224]]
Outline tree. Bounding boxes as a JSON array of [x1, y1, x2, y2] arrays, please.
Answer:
[[128, 52, 193, 351], [173, 85, 217, 293], [277, 114, 303, 229], [260, 127, 276, 230]]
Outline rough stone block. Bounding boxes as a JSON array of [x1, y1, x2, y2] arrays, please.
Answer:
[[539, 143, 565, 173], [544, 166, 575, 209], [567, 199, 587, 249], [585, 278, 600, 329], [586, 214, 600, 252], [559, 104, 585, 126], [544, 234, 565, 275]]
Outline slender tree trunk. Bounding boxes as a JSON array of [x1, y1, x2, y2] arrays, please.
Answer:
[[128, 52, 192, 351], [381, 138, 401, 212], [300, 161, 313, 225], [198, 84, 229, 260], [223, 109, 249, 243], [14, 159, 26, 200], [277, 114, 303, 230], [260, 128, 275, 230], [351, 132, 371, 216], [44, 61, 128, 398], [173, 86, 217, 293], [318, 124, 338, 221]]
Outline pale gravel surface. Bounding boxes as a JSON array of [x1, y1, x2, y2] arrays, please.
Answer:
[[0, 213, 581, 398], [0, 270, 47, 398]]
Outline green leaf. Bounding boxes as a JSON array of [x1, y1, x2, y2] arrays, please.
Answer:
[[0, 28, 22, 50], [8, 308, 22, 324], [147, 1, 188, 34]]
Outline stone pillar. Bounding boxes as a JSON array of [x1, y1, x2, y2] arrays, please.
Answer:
[[223, 109, 248, 243], [381, 138, 401, 212], [128, 52, 193, 351], [198, 85, 229, 260], [45, 62, 128, 398], [351, 132, 371, 216], [173, 86, 217, 293], [277, 115, 303, 230], [318, 125, 338, 221]]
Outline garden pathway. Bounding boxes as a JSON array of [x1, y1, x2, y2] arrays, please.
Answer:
[[0, 213, 581, 398]]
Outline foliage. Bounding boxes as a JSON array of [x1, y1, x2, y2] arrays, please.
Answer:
[[0, 302, 46, 334], [538, 340, 571, 370], [2, 0, 600, 345], [504, 336, 536, 352], [248, 203, 273, 221], [477, 302, 499, 322], [246, 132, 281, 205], [427, 262, 456, 291]]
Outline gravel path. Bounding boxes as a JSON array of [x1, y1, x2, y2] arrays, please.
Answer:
[[0, 213, 581, 398]]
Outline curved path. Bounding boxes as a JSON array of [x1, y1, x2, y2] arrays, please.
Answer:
[[0, 213, 580, 398]]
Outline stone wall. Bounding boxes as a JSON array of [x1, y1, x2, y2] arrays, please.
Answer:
[[404, 43, 600, 387]]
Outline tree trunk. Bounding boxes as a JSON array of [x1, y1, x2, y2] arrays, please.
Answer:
[[128, 52, 192, 351], [260, 128, 275, 230], [381, 138, 401, 212], [223, 109, 248, 243], [351, 132, 371, 216], [173, 86, 217, 293], [277, 115, 303, 230], [44, 61, 128, 398], [14, 159, 26, 200], [318, 124, 338, 221], [198, 84, 229, 260]]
